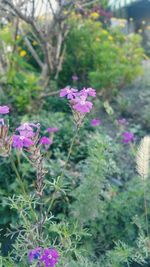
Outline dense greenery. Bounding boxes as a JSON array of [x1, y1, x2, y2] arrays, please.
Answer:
[[60, 16, 143, 97], [1, 2, 150, 267]]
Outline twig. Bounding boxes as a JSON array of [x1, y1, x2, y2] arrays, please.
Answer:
[[19, 27, 44, 69], [40, 90, 60, 98]]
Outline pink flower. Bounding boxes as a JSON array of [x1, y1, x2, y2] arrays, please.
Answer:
[[60, 87, 78, 99], [40, 248, 59, 267], [122, 132, 134, 144], [81, 88, 96, 97], [0, 106, 9, 114], [72, 75, 79, 81], [13, 135, 34, 149], [18, 130, 34, 138], [16, 123, 39, 138], [17, 123, 33, 132], [91, 118, 101, 127], [47, 127, 59, 133], [117, 118, 128, 126], [28, 247, 41, 263], [40, 137, 52, 146], [73, 96, 93, 114], [59, 86, 95, 117]]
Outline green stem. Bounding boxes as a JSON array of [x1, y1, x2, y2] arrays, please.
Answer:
[[10, 155, 37, 221], [47, 127, 79, 214], [143, 180, 149, 238], [10, 155, 26, 195], [47, 191, 56, 215], [60, 127, 79, 180]]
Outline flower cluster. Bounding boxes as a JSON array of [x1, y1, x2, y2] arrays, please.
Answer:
[[0, 105, 59, 153], [12, 123, 59, 150], [90, 118, 101, 127], [0, 105, 11, 156], [28, 247, 41, 263], [117, 117, 134, 144], [60, 87, 96, 114], [0, 105, 9, 114], [122, 132, 134, 144], [13, 123, 39, 149], [28, 247, 59, 267]]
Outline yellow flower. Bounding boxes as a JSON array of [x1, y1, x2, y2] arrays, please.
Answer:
[[20, 50, 27, 57], [16, 35, 20, 40], [32, 40, 38, 46], [108, 35, 113, 41], [102, 29, 108, 35], [90, 12, 99, 20], [71, 11, 75, 16]]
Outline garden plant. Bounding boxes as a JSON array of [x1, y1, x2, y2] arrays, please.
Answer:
[[0, 1, 150, 267]]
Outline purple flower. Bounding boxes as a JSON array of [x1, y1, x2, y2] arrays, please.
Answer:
[[91, 118, 101, 127], [72, 75, 79, 81], [17, 123, 33, 132], [118, 118, 128, 126], [40, 248, 59, 267], [40, 136, 52, 145], [0, 106, 9, 114], [16, 123, 39, 138], [13, 135, 34, 149], [81, 88, 96, 97], [59, 86, 96, 117], [18, 130, 34, 138], [122, 132, 134, 144], [73, 96, 93, 114], [60, 87, 78, 99], [47, 127, 59, 133], [28, 247, 41, 263]]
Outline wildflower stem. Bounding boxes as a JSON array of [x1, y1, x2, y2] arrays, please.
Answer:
[[47, 191, 56, 215], [10, 155, 26, 195], [47, 127, 79, 215], [60, 127, 79, 179], [143, 180, 149, 237], [10, 155, 38, 221]]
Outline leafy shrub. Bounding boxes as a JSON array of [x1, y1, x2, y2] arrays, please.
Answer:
[[59, 16, 144, 98], [0, 24, 41, 112]]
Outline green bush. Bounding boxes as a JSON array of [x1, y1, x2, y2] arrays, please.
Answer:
[[59, 16, 144, 98]]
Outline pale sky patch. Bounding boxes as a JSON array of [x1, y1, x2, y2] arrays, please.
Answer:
[[109, 0, 137, 9]]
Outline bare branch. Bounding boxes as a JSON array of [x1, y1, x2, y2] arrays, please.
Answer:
[[31, 0, 35, 19], [2, 0, 32, 23], [19, 27, 44, 69], [48, 0, 57, 19], [40, 90, 60, 98], [55, 44, 66, 80]]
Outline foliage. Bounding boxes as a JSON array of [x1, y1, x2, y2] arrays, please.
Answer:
[[0, 3, 149, 267], [0, 24, 41, 112], [2, 103, 150, 266], [60, 16, 144, 97]]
